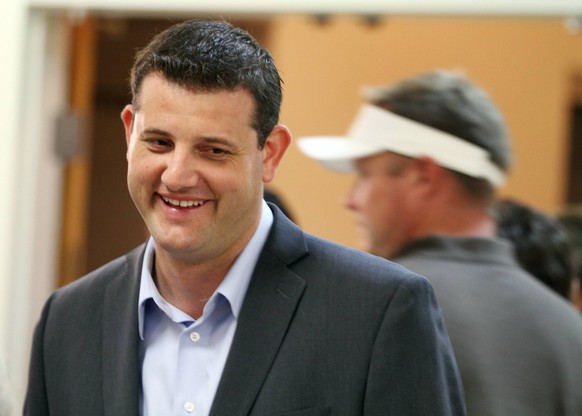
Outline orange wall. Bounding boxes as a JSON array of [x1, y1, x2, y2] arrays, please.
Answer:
[[265, 15, 582, 249]]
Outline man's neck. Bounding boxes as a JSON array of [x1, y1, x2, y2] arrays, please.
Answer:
[[416, 189, 497, 239], [152, 251, 237, 319]]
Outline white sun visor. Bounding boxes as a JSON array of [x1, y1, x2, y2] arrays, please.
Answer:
[[297, 104, 506, 187]]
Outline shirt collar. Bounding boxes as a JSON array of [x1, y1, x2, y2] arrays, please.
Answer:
[[138, 200, 274, 339]]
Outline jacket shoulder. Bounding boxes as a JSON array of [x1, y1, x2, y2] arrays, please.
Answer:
[[50, 244, 145, 307], [301, 233, 431, 291]]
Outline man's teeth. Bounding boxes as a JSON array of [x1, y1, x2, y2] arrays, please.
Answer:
[[163, 197, 204, 208]]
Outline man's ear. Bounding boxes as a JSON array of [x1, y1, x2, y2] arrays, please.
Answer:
[[410, 156, 448, 199], [414, 156, 445, 184], [120, 104, 134, 147], [262, 124, 292, 183]]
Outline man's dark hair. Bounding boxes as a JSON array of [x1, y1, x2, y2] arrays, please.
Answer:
[[130, 19, 282, 147], [557, 207, 582, 299]]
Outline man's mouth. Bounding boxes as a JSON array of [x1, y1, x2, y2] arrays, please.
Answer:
[[162, 196, 205, 208]]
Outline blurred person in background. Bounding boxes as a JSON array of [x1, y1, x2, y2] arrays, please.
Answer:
[[264, 187, 296, 223], [557, 206, 582, 312], [299, 70, 582, 416], [495, 197, 575, 301]]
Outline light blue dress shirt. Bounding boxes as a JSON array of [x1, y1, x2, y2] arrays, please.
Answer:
[[138, 201, 273, 416]]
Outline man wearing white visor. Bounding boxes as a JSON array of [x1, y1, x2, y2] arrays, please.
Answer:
[[298, 70, 582, 416]]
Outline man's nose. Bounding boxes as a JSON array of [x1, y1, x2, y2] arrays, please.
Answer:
[[343, 182, 358, 211], [161, 152, 200, 191]]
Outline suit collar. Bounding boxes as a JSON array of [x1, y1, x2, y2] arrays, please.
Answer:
[[102, 245, 144, 416], [261, 202, 309, 265], [210, 205, 309, 416]]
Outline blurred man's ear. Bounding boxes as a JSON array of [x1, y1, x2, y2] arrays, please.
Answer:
[[413, 156, 446, 185]]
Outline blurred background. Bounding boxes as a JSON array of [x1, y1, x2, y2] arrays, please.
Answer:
[[2, 0, 582, 412]]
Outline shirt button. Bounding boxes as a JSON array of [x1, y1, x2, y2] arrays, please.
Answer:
[[184, 401, 195, 413], [189, 332, 201, 342]]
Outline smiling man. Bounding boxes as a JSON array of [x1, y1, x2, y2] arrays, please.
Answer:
[[24, 21, 465, 416]]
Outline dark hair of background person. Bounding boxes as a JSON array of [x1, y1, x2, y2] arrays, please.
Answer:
[[495, 198, 574, 300], [556, 206, 582, 310], [129, 19, 282, 147], [264, 188, 296, 223], [556, 206, 582, 274]]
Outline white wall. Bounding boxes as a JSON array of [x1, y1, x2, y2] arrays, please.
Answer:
[[23, 0, 582, 16], [0, 7, 70, 413], [0, 2, 29, 414]]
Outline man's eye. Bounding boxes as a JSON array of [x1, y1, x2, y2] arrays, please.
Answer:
[[205, 147, 230, 157], [142, 138, 173, 151], [151, 138, 170, 146]]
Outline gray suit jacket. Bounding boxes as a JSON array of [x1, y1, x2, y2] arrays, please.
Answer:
[[24, 206, 465, 415], [394, 235, 582, 416]]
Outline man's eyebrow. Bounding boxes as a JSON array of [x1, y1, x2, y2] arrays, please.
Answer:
[[200, 137, 237, 148], [139, 130, 238, 148], [142, 128, 171, 136]]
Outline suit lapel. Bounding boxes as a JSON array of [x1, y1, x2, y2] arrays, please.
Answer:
[[102, 245, 145, 416], [210, 207, 309, 416]]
